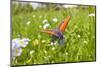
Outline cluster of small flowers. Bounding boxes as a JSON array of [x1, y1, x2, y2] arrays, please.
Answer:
[[12, 38, 30, 57], [41, 17, 58, 29]]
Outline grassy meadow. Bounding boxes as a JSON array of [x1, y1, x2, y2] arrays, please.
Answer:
[[12, 2, 96, 66]]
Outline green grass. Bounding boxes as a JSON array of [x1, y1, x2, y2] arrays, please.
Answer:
[[12, 2, 96, 66]]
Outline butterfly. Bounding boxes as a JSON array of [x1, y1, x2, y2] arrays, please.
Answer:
[[40, 16, 71, 45]]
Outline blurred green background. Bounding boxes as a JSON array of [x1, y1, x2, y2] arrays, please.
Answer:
[[12, 1, 96, 66]]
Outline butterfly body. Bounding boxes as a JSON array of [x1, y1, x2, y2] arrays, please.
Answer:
[[40, 16, 71, 45], [50, 30, 64, 45]]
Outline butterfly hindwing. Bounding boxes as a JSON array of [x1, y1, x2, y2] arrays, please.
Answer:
[[40, 29, 58, 37]]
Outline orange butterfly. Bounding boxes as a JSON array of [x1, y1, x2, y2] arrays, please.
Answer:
[[40, 16, 71, 45]]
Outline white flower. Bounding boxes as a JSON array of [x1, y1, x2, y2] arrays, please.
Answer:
[[50, 42, 57, 45], [52, 18, 58, 22], [44, 50, 47, 54], [52, 47, 55, 50], [12, 47, 22, 57], [77, 34, 80, 38], [83, 40, 87, 44], [50, 42, 54, 45], [43, 23, 50, 29], [42, 19, 48, 24], [65, 52, 68, 55], [88, 13, 95, 17], [30, 50, 35, 55], [41, 40, 46, 43], [26, 21, 31, 25]]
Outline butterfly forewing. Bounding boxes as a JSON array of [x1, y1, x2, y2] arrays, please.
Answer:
[[58, 16, 71, 33]]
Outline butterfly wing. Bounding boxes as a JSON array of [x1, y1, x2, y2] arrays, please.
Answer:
[[58, 16, 71, 33], [40, 29, 59, 37]]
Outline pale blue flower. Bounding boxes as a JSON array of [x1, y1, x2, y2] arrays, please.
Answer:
[[12, 38, 21, 49], [21, 38, 30, 47], [12, 38, 30, 57], [12, 47, 22, 57], [12, 38, 30, 48]]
